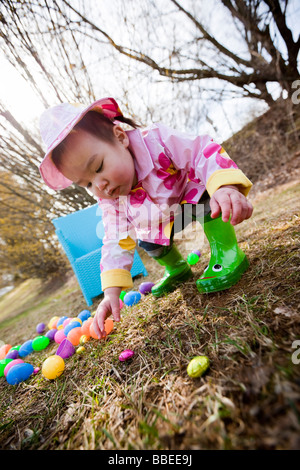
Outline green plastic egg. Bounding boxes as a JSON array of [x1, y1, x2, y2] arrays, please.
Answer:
[[187, 356, 210, 378], [187, 253, 200, 265], [0, 358, 13, 377], [32, 335, 50, 351]]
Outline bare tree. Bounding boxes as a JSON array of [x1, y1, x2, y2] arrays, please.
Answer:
[[58, 0, 299, 105]]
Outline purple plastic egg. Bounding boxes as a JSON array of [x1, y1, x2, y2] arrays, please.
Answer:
[[45, 329, 57, 341], [192, 249, 201, 257], [56, 339, 75, 359], [33, 367, 40, 375], [139, 282, 155, 295], [5, 349, 19, 360], [36, 322, 46, 334], [119, 349, 135, 362]]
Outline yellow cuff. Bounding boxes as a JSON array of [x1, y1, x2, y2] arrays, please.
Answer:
[[118, 236, 136, 250], [206, 169, 252, 197], [101, 269, 133, 290]]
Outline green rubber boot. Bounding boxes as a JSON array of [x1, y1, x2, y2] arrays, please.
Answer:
[[151, 244, 193, 297], [196, 213, 249, 293]]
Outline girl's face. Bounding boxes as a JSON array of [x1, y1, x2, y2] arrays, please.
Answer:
[[58, 125, 137, 199]]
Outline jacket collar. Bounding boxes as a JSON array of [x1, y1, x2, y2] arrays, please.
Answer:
[[127, 129, 154, 182]]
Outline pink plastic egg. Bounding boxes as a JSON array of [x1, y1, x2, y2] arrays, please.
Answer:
[[4, 359, 24, 377], [54, 329, 66, 344], [119, 349, 135, 362]]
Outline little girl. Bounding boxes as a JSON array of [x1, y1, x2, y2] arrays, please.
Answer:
[[39, 97, 253, 339]]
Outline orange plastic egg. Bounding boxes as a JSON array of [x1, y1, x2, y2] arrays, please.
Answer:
[[67, 327, 82, 346], [81, 317, 93, 336], [0, 344, 12, 360], [89, 318, 114, 339]]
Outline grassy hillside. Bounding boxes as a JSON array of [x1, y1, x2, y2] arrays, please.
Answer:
[[0, 100, 299, 450]]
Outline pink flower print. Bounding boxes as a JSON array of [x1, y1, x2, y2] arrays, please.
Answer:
[[181, 188, 199, 204], [100, 262, 104, 272], [203, 143, 222, 159], [188, 167, 200, 184], [130, 182, 147, 207], [216, 149, 238, 169], [157, 153, 181, 190]]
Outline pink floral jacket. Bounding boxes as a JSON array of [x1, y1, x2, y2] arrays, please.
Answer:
[[98, 122, 252, 290]]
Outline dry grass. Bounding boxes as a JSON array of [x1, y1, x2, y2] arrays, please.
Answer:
[[0, 178, 299, 450]]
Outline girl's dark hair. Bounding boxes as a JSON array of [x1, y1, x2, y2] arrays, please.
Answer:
[[52, 111, 140, 171]]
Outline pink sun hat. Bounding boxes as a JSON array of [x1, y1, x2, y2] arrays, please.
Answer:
[[39, 97, 123, 190]]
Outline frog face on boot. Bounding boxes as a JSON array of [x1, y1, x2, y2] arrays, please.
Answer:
[[196, 213, 249, 293]]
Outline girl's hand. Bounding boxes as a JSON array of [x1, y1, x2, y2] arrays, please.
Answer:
[[210, 185, 253, 226], [92, 287, 121, 339]]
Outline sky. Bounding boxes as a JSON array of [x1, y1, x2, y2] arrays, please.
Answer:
[[0, 0, 299, 142]]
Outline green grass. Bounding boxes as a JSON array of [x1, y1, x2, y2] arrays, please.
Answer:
[[0, 180, 299, 450]]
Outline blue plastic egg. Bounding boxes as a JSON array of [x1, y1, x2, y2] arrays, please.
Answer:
[[124, 291, 141, 307], [18, 340, 34, 358], [56, 316, 69, 328], [6, 363, 34, 385], [78, 309, 91, 322], [64, 321, 81, 336]]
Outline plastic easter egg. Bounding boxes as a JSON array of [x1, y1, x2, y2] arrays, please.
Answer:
[[62, 318, 72, 328], [78, 309, 91, 322], [5, 349, 19, 360], [48, 316, 59, 329], [192, 249, 201, 257], [76, 346, 85, 354], [79, 335, 89, 344], [4, 359, 24, 377], [56, 316, 69, 328], [56, 339, 75, 359], [119, 349, 135, 362], [10, 345, 21, 351], [71, 317, 82, 326], [64, 321, 81, 336], [57, 324, 64, 330], [119, 298, 124, 309], [187, 356, 210, 378], [187, 253, 200, 265], [139, 282, 155, 295], [91, 310, 96, 317], [36, 322, 46, 334], [89, 318, 114, 339], [120, 291, 127, 301], [0, 344, 12, 360], [45, 329, 57, 341], [32, 335, 50, 351], [54, 329, 66, 344], [42, 355, 65, 380], [124, 291, 141, 307], [81, 317, 93, 336], [6, 363, 34, 385], [33, 367, 40, 375], [0, 359, 13, 377], [19, 340, 34, 358], [67, 327, 82, 346]]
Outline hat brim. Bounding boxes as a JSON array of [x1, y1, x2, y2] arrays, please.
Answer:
[[39, 97, 123, 190]]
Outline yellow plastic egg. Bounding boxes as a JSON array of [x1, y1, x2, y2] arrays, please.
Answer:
[[76, 346, 85, 354], [42, 355, 65, 380], [187, 356, 210, 378], [71, 317, 82, 325], [79, 335, 89, 344], [48, 316, 59, 329]]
